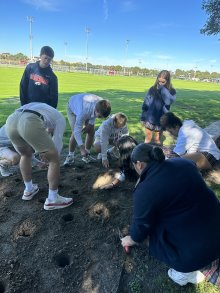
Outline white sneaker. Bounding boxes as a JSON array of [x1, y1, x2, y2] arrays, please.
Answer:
[[0, 165, 14, 177], [63, 154, 74, 166], [44, 195, 74, 210], [82, 154, 96, 163], [168, 268, 205, 286], [22, 184, 39, 201]]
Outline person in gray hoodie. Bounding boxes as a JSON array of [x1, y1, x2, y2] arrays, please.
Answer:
[[94, 113, 129, 168]]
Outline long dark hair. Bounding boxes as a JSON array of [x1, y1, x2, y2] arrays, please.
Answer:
[[117, 135, 138, 179], [152, 70, 174, 92]]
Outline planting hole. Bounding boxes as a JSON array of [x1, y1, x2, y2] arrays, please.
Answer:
[[54, 253, 70, 268], [62, 214, 73, 222], [0, 281, 5, 293]]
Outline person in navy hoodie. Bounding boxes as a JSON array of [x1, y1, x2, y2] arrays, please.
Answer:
[[141, 70, 176, 145], [20, 46, 58, 108], [121, 143, 220, 287]]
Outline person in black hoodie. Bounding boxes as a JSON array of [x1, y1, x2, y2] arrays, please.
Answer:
[[20, 46, 58, 108], [141, 70, 176, 145], [121, 143, 220, 287]]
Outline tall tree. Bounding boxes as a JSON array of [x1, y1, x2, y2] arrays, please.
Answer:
[[200, 0, 220, 35]]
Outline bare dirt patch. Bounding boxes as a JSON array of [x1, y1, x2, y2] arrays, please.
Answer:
[[0, 154, 219, 293]]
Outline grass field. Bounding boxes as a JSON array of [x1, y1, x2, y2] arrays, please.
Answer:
[[0, 66, 220, 145], [0, 67, 220, 292]]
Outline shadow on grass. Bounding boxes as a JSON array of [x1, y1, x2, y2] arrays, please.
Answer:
[[0, 88, 219, 144]]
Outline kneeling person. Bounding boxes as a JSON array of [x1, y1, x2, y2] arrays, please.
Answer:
[[94, 112, 129, 168], [5, 102, 73, 210], [0, 124, 20, 176]]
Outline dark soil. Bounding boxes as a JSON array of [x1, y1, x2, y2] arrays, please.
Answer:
[[0, 153, 219, 293]]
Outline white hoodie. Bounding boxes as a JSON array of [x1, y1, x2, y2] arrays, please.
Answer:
[[174, 120, 220, 160]]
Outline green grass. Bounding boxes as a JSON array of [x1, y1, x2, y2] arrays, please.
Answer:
[[0, 66, 220, 292], [1, 67, 220, 146]]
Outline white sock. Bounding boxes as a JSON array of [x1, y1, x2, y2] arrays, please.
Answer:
[[69, 151, 75, 156], [48, 189, 58, 201], [24, 180, 33, 192]]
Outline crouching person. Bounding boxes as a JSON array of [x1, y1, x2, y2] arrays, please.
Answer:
[[0, 124, 20, 177], [64, 93, 111, 166], [121, 143, 220, 287], [5, 102, 73, 210], [160, 112, 220, 170], [94, 112, 129, 168], [100, 135, 138, 189]]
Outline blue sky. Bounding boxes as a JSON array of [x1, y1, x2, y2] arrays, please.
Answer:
[[0, 0, 219, 72]]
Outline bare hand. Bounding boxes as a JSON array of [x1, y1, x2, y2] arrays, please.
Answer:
[[99, 183, 114, 190], [121, 235, 137, 247], [102, 159, 109, 168], [80, 145, 89, 157]]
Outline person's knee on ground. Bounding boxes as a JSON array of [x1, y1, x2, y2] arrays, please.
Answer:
[[93, 141, 101, 154], [182, 153, 212, 170]]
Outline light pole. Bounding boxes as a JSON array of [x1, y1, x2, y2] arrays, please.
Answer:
[[85, 27, 91, 71], [64, 42, 68, 60], [138, 59, 142, 75], [27, 16, 34, 60], [123, 39, 130, 75], [194, 65, 198, 79]]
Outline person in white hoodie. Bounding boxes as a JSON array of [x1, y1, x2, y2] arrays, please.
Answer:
[[94, 112, 129, 168], [160, 112, 220, 170]]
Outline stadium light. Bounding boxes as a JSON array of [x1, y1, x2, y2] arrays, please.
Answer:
[[27, 16, 34, 60], [123, 39, 130, 75], [85, 27, 91, 71], [64, 42, 68, 60]]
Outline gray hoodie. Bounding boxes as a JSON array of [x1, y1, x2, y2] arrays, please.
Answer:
[[95, 114, 129, 160]]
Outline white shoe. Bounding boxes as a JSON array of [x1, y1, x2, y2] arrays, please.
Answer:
[[22, 184, 39, 200], [0, 165, 14, 177], [82, 154, 96, 163], [44, 194, 74, 210], [168, 268, 205, 286], [63, 154, 74, 166]]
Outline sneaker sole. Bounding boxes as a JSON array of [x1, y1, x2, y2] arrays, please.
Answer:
[[44, 199, 74, 210], [22, 188, 39, 201]]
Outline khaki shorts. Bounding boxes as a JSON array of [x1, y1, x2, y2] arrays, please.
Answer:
[[6, 111, 56, 154]]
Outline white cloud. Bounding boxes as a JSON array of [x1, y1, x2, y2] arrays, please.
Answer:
[[121, 0, 136, 12], [22, 0, 61, 11], [103, 0, 109, 21], [154, 54, 173, 61]]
